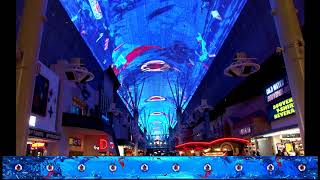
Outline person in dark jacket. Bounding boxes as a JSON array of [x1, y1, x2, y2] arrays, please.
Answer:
[[256, 150, 261, 156], [251, 150, 256, 156], [276, 150, 282, 156]]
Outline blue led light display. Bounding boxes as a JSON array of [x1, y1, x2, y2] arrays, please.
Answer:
[[60, 0, 247, 137], [2, 156, 318, 179]]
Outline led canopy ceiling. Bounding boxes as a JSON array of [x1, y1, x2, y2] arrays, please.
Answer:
[[60, 0, 247, 138]]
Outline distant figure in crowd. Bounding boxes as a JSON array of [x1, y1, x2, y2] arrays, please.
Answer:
[[251, 150, 256, 156], [256, 150, 261, 156], [276, 150, 282, 156], [227, 150, 233, 156], [294, 148, 300, 156], [238, 148, 245, 156], [282, 148, 289, 156]]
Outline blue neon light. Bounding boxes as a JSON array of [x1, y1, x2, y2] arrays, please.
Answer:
[[2, 156, 318, 179], [59, 0, 247, 138]]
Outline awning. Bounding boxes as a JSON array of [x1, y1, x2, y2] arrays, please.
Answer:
[[252, 124, 299, 138]]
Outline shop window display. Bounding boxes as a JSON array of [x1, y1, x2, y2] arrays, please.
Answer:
[[69, 151, 84, 156], [26, 142, 47, 156], [279, 140, 304, 156]]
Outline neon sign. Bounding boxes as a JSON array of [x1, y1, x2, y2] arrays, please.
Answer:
[[239, 127, 251, 135], [99, 139, 108, 150], [93, 139, 108, 150], [150, 112, 163, 116], [272, 97, 295, 119], [266, 79, 284, 95], [31, 142, 45, 148]]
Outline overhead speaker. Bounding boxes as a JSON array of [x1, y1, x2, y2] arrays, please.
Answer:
[[224, 52, 260, 77], [65, 71, 76, 80], [242, 65, 253, 75], [227, 69, 238, 77], [80, 74, 91, 83], [64, 58, 94, 83]]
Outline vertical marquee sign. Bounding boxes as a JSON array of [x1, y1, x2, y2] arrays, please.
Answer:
[[265, 76, 296, 120]]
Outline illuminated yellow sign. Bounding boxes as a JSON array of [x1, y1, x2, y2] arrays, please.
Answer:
[[31, 142, 45, 148], [272, 97, 295, 119]]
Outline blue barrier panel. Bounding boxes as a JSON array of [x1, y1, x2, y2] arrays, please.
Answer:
[[2, 156, 318, 179]]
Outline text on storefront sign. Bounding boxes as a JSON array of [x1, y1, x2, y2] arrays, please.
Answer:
[[272, 97, 295, 119], [239, 127, 251, 135], [69, 137, 81, 146], [266, 79, 284, 95], [93, 139, 108, 151], [267, 85, 290, 102], [29, 128, 60, 140]]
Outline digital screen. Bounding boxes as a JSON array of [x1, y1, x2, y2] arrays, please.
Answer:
[[2, 156, 318, 179], [271, 97, 296, 119], [265, 77, 291, 103], [59, 0, 247, 138], [264, 76, 295, 120]]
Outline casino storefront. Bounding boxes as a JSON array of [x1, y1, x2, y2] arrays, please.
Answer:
[[251, 125, 303, 156], [27, 128, 60, 156], [250, 76, 304, 156], [60, 113, 119, 156], [25, 62, 61, 156], [175, 137, 250, 156]]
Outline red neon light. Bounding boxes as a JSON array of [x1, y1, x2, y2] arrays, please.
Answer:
[[195, 146, 205, 151], [151, 112, 162, 115], [99, 139, 108, 150], [126, 46, 161, 64], [147, 96, 166, 102], [175, 137, 250, 149]]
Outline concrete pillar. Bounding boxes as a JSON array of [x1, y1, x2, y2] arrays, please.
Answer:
[[16, 0, 48, 155], [269, 0, 305, 147]]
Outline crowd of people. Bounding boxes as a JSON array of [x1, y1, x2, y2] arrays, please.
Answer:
[[276, 147, 301, 156], [239, 149, 261, 156]]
